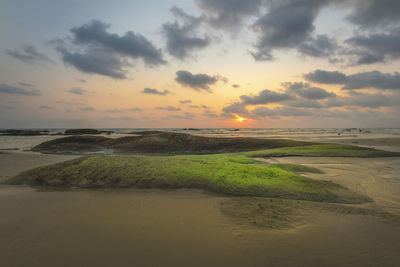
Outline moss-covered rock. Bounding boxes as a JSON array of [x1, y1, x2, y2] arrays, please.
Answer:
[[4, 154, 371, 204]]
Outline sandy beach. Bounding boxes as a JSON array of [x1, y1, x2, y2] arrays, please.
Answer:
[[1, 131, 400, 266]]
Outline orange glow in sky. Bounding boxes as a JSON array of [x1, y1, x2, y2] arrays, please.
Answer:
[[234, 115, 246, 123]]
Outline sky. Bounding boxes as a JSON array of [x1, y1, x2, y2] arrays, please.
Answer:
[[1, 0, 400, 128]]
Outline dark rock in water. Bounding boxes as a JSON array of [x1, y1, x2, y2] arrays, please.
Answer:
[[65, 129, 103, 135], [182, 128, 201, 131], [127, 130, 166, 135], [0, 129, 46, 136], [32, 131, 312, 155], [33, 135, 110, 154]]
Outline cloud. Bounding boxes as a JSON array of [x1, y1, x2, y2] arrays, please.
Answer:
[[167, 112, 196, 120], [141, 88, 171, 96], [240, 89, 293, 105], [222, 102, 249, 115], [250, 0, 330, 61], [232, 84, 240, 88], [175, 70, 226, 92], [222, 83, 336, 118], [297, 34, 338, 58], [54, 43, 128, 79], [346, 91, 399, 108], [18, 82, 34, 87], [70, 20, 165, 66], [82, 107, 95, 111], [56, 100, 85, 105], [343, 72, 400, 90], [303, 69, 348, 84], [156, 106, 181, 111], [203, 109, 219, 118], [347, 0, 400, 29], [0, 83, 41, 96], [345, 28, 400, 65], [52, 20, 166, 79], [162, 7, 210, 59], [5, 44, 51, 63], [195, 0, 261, 31], [304, 70, 400, 90], [105, 107, 142, 113], [283, 82, 336, 99], [68, 87, 87, 95], [179, 99, 192, 104], [251, 106, 313, 118], [39, 105, 54, 109], [102, 116, 134, 121], [288, 99, 323, 108]]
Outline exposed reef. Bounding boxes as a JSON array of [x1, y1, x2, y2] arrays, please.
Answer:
[[0, 129, 47, 136], [32, 131, 313, 154]]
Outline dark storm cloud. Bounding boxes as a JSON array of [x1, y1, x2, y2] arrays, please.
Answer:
[[347, 0, 400, 29], [156, 106, 181, 111], [283, 82, 336, 100], [345, 29, 400, 65], [141, 88, 172, 96], [70, 20, 165, 66], [240, 89, 292, 105], [0, 83, 41, 96], [195, 0, 262, 30], [5, 44, 51, 63], [250, 0, 330, 61], [68, 87, 87, 95], [175, 70, 225, 92], [162, 7, 210, 59], [179, 99, 192, 104], [304, 70, 400, 90]]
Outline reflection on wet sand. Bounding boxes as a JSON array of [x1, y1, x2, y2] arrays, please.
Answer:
[[0, 187, 399, 267]]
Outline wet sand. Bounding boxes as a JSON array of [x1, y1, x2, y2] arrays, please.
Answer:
[[259, 157, 400, 215], [1, 186, 399, 267], [0, 152, 78, 182]]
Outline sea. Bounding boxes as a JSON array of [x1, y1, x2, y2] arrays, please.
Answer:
[[0, 127, 400, 151]]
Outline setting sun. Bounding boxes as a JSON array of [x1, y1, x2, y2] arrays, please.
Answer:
[[235, 115, 246, 123]]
